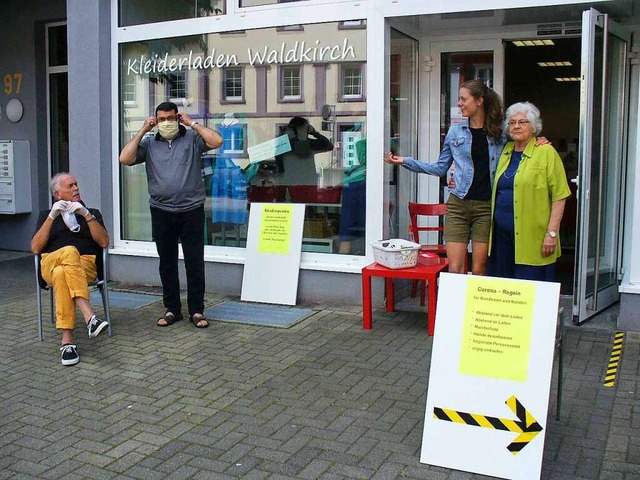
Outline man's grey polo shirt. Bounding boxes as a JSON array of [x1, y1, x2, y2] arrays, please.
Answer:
[[135, 126, 208, 213]]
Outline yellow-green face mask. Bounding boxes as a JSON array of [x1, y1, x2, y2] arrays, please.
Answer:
[[158, 121, 179, 140]]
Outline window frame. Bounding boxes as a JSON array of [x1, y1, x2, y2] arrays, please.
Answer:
[[339, 62, 365, 102], [221, 66, 246, 104], [122, 74, 137, 106], [216, 123, 249, 158], [338, 19, 366, 30], [113, 10, 373, 272], [278, 64, 304, 103], [167, 70, 187, 100]]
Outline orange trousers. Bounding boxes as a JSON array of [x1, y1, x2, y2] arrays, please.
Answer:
[[41, 246, 97, 330]]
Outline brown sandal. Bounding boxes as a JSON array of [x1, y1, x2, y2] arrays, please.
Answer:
[[157, 312, 183, 327], [190, 314, 209, 328]]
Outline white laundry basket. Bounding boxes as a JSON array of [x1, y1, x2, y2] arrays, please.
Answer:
[[371, 239, 421, 269]]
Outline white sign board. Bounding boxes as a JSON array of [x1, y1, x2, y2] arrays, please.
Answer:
[[241, 203, 305, 305], [421, 273, 560, 480], [247, 134, 291, 163]]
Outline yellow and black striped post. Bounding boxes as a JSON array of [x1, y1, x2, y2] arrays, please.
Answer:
[[604, 331, 625, 387], [433, 395, 542, 455]]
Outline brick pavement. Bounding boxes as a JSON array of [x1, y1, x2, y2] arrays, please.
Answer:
[[1, 253, 639, 479]]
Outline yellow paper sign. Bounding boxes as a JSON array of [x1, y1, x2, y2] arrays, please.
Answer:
[[258, 205, 293, 254], [459, 277, 535, 382]]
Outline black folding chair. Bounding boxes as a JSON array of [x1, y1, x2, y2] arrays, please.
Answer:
[[35, 249, 112, 341]]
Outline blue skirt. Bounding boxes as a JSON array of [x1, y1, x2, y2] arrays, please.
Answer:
[[488, 225, 556, 282]]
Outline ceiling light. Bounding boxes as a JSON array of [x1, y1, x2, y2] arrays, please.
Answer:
[[512, 39, 555, 47], [538, 61, 573, 67], [555, 77, 580, 82]]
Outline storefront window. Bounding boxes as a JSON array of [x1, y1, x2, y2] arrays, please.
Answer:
[[119, 21, 366, 255], [119, 0, 225, 27]]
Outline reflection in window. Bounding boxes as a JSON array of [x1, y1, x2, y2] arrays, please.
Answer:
[[339, 20, 366, 29], [217, 123, 247, 157], [239, 0, 307, 6], [223, 68, 244, 102], [276, 24, 304, 32], [280, 66, 302, 101], [119, 0, 224, 27], [340, 64, 364, 101], [122, 76, 137, 105], [119, 21, 366, 255], [168, 72, 187, 99], [338, 124, 364, 168]]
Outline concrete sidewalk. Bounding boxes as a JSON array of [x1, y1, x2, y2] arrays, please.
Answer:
[[0, 252, 638, 479]]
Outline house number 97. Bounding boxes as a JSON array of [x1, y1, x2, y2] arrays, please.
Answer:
[[4, 73, 23, 95]]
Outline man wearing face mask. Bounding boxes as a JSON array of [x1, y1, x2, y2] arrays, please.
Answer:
[[119, 102, 223, 329]]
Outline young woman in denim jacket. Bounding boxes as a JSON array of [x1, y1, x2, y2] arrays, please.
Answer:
[[385, 80, 505, 275]]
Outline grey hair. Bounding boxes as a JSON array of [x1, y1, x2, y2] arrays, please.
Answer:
[[505, 102, 543, 136], [50, 172, 71, 195]]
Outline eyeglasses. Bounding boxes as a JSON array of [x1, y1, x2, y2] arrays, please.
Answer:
[[157, 115, 178, 123], [508, 120, 530, 127]]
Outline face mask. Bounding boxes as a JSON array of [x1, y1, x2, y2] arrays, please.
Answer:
[[158, 121, 179, 140]]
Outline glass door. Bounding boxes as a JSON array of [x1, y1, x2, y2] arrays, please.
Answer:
[[574, 8, 629, 323], [385, 29, 418, 240], [426, 40, 503, 204]]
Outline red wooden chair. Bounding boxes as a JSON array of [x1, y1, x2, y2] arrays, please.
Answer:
[[408, 202, 447, 305]]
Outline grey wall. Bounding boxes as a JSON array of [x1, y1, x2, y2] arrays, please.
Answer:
[[67, 0, 113, 234], [0, 0, 66, 251], [110, 255, 376, 306]]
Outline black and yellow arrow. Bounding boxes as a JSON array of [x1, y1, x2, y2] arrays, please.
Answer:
[[433, 396, 543, 455]]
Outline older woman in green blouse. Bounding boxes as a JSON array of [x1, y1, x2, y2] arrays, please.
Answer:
[[489, 102, 571, 281]]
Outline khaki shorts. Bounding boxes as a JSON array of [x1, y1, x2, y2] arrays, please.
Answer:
[[444, 194, 491, 243]]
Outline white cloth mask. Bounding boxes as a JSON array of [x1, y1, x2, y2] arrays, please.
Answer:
[[62, 211, 80, 232]]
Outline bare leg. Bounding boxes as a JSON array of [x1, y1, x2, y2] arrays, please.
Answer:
[[339, 241, 352, 254], [471, 241, 489, 275], [446, 242, 469, 274], [61, 329, 74, 345], [75, 297, 96, 323]]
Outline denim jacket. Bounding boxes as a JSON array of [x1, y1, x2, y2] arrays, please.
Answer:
[[401, 120, 506, 199]]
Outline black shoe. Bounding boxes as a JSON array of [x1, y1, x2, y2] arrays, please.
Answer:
[[60, 344, 79, 366], [87, 315, 109, 339]]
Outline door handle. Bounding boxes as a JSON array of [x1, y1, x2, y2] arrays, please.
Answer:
[[570, 176, 579, 185]]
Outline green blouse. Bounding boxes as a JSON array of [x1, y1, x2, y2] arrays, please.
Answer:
[[490, 138, 571, 266]]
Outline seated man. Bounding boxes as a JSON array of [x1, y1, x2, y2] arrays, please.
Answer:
[[31, 173, 110, 366]]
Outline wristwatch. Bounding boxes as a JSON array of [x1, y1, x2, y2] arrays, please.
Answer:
[[85, 213, 96, 223], [546, 230, 557, 238], [191, 121, 199, 128]]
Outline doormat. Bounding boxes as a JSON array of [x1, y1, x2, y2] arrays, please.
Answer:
[[203, 301, 316, 328], [90, 290, 162, 309]]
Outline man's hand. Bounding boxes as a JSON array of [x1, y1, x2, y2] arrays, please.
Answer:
[[178, 112, 195, 127], [48, 201, 68, 220], [68, 202, 88, 217], [142, 115, 157, 134]]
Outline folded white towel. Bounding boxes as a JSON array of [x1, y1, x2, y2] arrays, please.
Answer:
[[62, 210, 80, 232]]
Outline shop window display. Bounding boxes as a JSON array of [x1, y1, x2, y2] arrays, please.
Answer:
[[119, 21, 366, 254]]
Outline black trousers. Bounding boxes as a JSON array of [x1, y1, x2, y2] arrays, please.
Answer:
[[150, 205, 205, 316]]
